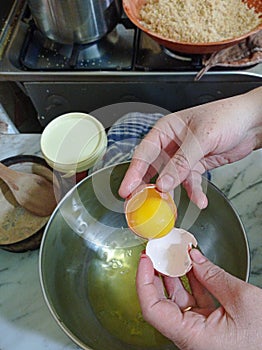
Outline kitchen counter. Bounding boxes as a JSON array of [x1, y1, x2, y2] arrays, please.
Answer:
[[0, 133, 261, 350]]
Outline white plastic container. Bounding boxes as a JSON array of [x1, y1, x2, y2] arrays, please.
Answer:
[[40, 112, 107, 176]]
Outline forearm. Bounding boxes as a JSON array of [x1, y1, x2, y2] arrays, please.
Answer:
[[243, 86, 262, 149], [212, 86, 262, 150], [245, 86, 262, 123]]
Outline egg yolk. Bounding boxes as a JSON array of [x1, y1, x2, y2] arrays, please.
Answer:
[[126, 187, 176, 239]]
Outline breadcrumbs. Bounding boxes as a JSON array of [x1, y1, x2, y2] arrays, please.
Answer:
[[140, 0, 262, 43]]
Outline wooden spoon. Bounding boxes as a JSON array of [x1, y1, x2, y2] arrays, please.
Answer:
[[0, 162, 57, 217]]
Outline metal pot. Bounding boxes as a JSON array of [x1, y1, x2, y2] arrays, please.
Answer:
[[27, 0, 123, 45], [39, 162, 249, 350]]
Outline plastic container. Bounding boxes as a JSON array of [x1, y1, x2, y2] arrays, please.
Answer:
[[40, 112, 107, 177]]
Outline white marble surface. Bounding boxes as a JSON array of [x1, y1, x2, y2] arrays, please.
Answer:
[[0, 134, 261, 350], [0, 104, 18, 134]]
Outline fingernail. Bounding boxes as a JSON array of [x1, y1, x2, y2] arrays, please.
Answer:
[[197, 194, 208, 210], [190, 249, 206, 264], [198, 200, 208, 210], [157, 175, 175, 192]]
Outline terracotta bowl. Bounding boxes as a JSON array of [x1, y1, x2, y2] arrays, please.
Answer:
[[123, 0, 262, 54]]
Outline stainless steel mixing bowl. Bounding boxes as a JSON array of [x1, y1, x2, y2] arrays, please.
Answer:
[[39, 162, 249, 350]]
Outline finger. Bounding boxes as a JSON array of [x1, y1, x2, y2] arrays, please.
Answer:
[[142, 156, 164, 184], [182, 171, 208, 209], [136, 254, 168, 306], [119, 131, 162, 198], [153, 271, 168, 299], [136, 254, 166, 301], [118, 158, 147, 198], [136, 255, 185, 337], [137, 254, 211, 348], [190, 249, 248, 314], [163, 276, 196, 310], [187, 269, 216, 311], [137, 117, 183, 185], [156, 130, 206, 193]]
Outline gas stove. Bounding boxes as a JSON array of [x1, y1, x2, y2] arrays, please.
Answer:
[[0, 0, 261, 130], [2, 0, 262, 76], [19, 11, 205, 72]]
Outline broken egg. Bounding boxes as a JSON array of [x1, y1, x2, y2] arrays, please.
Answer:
[[146, 227, 198, 277], [125, 184, 177, 239], [125, 184, 198, 277]]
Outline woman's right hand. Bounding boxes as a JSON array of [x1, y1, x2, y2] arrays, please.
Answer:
[[119, 87, 262, 208], [136, 249, 262, 350]]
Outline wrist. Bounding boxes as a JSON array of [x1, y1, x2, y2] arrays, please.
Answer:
[[244, 87, 262, 149], [244, 87, 262, 126]]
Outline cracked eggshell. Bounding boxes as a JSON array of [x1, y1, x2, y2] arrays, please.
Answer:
[[146, 227, 198, 277]]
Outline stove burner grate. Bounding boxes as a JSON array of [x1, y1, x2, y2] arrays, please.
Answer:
[[20, 23, 136, 71]]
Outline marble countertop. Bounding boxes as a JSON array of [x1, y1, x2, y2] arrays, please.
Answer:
[[0, 133, 261, 350]]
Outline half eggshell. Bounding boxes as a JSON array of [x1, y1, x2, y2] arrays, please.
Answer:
[[146, 227, 198, 277]]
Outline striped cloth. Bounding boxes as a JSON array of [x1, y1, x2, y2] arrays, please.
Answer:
[[91, 112, 163, 172]]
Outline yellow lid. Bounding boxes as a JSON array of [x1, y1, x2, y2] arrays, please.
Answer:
[[41, 112, 107, 174]]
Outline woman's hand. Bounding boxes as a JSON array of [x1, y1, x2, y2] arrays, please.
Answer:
[[119, 87, 262, 208], [136, 249, 262, 350]]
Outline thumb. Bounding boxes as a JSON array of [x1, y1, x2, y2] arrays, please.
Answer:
[[190, 249, 247, 313]]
